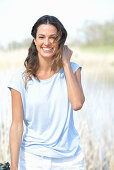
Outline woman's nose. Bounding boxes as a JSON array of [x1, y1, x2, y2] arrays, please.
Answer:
[[44, 38, 50, 45]]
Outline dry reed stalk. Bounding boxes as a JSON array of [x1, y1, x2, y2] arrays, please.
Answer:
[[78, 120, 114, 170]]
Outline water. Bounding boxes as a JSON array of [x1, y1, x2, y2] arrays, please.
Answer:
[[0, 70, 13, 125], [77, 73, 113, 125]]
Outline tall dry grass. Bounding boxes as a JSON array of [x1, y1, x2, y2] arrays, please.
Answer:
[[0, 48, 114, 169], [78, 121, 114, 170]]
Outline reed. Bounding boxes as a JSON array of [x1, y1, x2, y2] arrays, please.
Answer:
[[78, 120, 114, 170], [0, 117, 113, 169], [0, 48, 114, 169]]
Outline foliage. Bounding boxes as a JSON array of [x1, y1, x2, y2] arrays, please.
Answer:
[[0, 19, 114, 51], [76, 19, 114, 46], [7, 38, 32, 51], [84, 20, 114, 46], [79, 45, 114, 53]]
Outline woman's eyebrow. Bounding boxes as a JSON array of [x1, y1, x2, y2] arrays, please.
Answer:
[[38, 34, 44, 36], [38, 33, 58, 36], [50, 34, 58, 36]]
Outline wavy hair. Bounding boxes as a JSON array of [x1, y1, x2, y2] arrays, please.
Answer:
[[23, 15, 67, 88]]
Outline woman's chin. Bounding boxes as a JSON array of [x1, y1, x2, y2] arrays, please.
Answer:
[[40, 53, 55, 59]]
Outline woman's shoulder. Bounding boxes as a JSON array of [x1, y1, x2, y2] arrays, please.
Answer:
[[70, 61, 82, 73], [16, 67, 26, 75], [9, 67, 26, 84], [7, 67, 26, 93], [70, 61, 80, 67], [12, 67, 26, 79]]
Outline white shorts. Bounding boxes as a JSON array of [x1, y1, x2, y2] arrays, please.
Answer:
[[18, 148, 85, 170]]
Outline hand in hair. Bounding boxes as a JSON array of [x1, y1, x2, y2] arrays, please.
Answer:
[[61, 45, 73, 65]]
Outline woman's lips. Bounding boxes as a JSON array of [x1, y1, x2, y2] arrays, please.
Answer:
[[42, 47, 53, 52]]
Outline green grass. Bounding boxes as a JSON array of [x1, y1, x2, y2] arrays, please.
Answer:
[[79, 45, 114, 53]]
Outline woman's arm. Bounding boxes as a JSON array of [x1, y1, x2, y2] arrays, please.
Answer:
[[10, 89, 24, 170], [62, 46, 85, 111]]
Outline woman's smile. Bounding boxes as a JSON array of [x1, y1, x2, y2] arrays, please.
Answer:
[[42, 47, 53, 52]]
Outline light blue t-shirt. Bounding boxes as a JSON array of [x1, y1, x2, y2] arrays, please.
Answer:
[[8, 62, 82, 158]]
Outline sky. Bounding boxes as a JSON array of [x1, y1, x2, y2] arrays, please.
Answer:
[[0, 0, 114, 48]]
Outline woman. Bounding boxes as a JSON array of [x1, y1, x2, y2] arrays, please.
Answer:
[[8, 15, 85, 170]]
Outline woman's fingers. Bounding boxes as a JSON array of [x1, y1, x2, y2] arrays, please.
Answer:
[[61, 45, 73, 64], [62, 45, 73, 57]]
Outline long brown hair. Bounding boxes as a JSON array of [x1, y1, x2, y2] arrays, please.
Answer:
[[23, 15, 67, 88]]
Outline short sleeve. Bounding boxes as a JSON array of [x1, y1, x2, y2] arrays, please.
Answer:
[[70, 62, 82, 74], [7, 68, 25, 94]]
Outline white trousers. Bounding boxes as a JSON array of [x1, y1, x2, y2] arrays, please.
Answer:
[[18, 148, 85, 170]]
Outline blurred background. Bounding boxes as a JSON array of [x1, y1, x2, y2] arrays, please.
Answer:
[[0, 0, 114, 169]]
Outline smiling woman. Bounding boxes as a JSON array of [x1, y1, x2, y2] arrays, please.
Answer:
[[23, 15, 67, 87], [7, 15, 85, 170]]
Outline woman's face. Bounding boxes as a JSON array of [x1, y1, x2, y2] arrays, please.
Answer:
[[34, 24, 59, 60]]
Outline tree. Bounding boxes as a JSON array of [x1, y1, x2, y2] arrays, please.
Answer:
[[77, 19, 114, 46]]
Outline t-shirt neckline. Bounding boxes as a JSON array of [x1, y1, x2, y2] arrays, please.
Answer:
[[32, 67, 63, 83]]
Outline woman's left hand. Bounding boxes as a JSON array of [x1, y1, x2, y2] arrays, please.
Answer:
[[61, 45, 73, 65]]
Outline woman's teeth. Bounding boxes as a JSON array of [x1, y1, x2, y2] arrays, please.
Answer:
[[42, 48, 52, 51]]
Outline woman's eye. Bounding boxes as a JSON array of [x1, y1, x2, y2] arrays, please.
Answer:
[[50, 37, 56, 39], [39, 37, 44, 39]]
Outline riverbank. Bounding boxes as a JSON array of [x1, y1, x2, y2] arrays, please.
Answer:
[[0, 47, 114, 86], [70, 47, 114, 85], [0, 47, 114, 70]]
